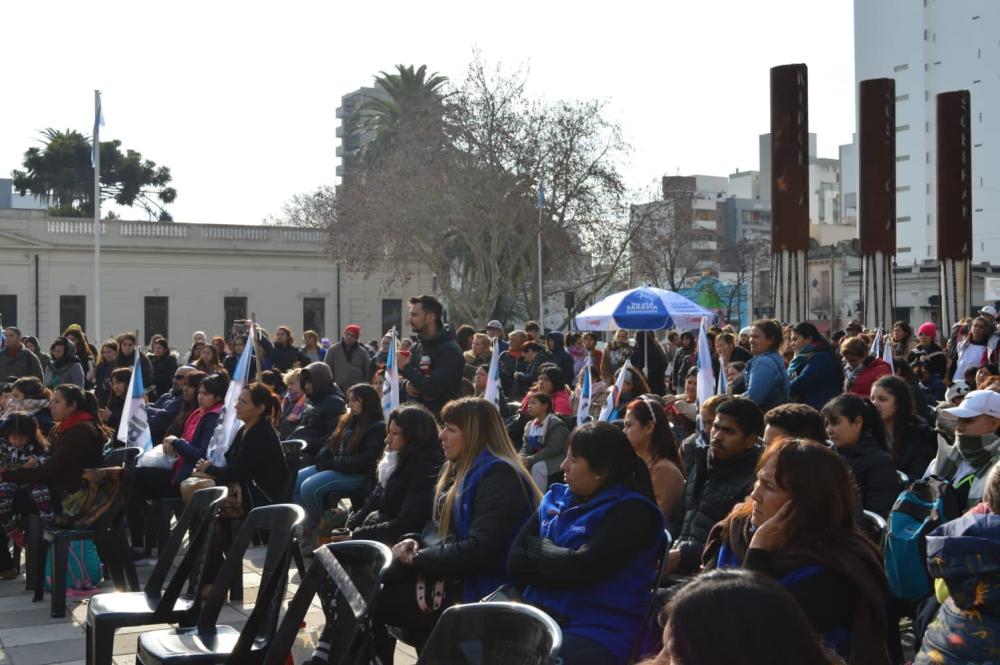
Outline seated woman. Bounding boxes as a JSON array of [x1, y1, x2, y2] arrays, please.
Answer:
[[0, 413, 51, 550], [643, 569, 844, 665], [703, 437, 890, 663], [841, 336, 892, 397], [870, 374, 937, 481], [519, 365, 573, 417], [127, 372, 227, 544], [42, 337, 85, 389], [98, 368, 131, 439], [508, 421, 664, 665], [7, 378, 54, 433], [278, 367, 307, 439], [371, 397, 540, 664], [822, 394, 899, 517], [519, 392, 570, 490], [624, 398, 685, 532], [192, 343, 225, 375], [293, 383, 385, 536], [0, 386, 106, 577], [605, 364, 651, 422], [571, 364, 609, 423], [472, 365, 511, 418], [664, 368, 698, 440], [94, 340, 119, 407], [345, 404, 445, 545]]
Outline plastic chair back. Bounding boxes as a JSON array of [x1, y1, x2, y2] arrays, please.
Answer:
[[279, 439, 307, 500], [260, 540, 392, 665], [861, 509, 888, 546], [104, 446, 142, 469], [417, 602, 562, 665]]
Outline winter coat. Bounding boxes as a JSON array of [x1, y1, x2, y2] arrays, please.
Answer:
[[270, 343, 310, 373], [631, 336, 668, 395], [43, 357, 85, 390], [205, 418, 288, 507], [347, 438, 445, 545], [928, 432, 1000, 509], [293, 362, 347, 458], [170, 405, 222, 484], [0, 346, 43, 381], [314, 420, 387, 488], [519, 413, 570, 477], [150, 352, 179, 399], [837, 433, 899, 517], [545, 332, 576, 389], [744, 351, 790, 413], [400, 325, 465, 416], [672, 443, 762, 574], [116, 352, 153, 391], [908, 342, 947, 379], [917, 513, 1000, 665], [147, 391, 184, 444], [514, 350, 553, 399], [498, 350, 527, 398], [846, 357, 892, 397], [893, 415, 938, 481], [787, 345, 842, 411], [6, 415, 104, 498], [324, 339, 372, 390]]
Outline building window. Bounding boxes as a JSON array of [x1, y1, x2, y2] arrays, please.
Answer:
[[893, 64, 909, 72], [381, 299, 402, 336], [303, 297, 325, 337], [896, 154, 910, 162], [0, 295, 16, 328], [896, 124, 910, 132], [897, 185, 911, 193], [895, 94, 909, 102], [59, 295, 86, 333], [897, 216, 911, 223], [223, 296, 248, 340], [144, 296, 169, 344], [898, 246, 911, 253]]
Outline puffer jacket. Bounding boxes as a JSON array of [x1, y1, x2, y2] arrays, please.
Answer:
[[744, 351, 790, 414], [673, 443, 762, 574], [400, 325, 465, 416], [916, 513, 1000, 665], [837, 433, 899, 518], [293, 362, 347, 458]]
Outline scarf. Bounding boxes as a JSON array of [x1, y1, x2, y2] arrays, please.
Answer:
[[5, 398, 49, 416], [957, 433, 995, 470], [786, 343, 816, 380], [377, 450, 399, 487], [845, 357, 872, 389], [282, 391, 307, 423], [56, 410, 94, 434]]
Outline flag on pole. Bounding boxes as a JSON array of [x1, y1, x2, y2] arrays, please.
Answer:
[[538, 179, 545, 208], [869, 326, 882, 359], [117, 347, 152, 451], [718, 356, 728, 395], [482, 338, 502, 411], [92, 92, 105, 168], [576, 354, 592, 425], [696, 317, 715, 407], [881, 332, 895, 373], [382, 329, 400, 420], [206, 323, 255, 467], [599, 359, 631, 422]]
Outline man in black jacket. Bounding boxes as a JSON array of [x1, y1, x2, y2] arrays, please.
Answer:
[[398, 295, 464, 416], [293, 362, 346, 460], [668, 396, 763, 575]]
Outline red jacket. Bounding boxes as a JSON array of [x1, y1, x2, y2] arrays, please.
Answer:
[[847, 358, 892, 397]]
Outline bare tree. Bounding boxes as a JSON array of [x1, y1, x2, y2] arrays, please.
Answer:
[[266, 186, 336, 228], [720, 234, 770, 324], [629, 192, 705, 291]]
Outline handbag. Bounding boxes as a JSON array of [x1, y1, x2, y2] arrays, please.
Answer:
[[54, 467, 125, 529], [180, 472, 244, 519]]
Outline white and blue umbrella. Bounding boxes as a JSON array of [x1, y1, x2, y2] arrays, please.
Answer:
[[574, 286, 715, 332]]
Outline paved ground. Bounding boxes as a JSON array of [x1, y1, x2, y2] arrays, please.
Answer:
[[0, 546, 418, 665]]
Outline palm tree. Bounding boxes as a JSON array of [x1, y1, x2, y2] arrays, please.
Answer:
[[353, 64, 449, 164]]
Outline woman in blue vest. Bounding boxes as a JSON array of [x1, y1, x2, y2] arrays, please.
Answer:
[[703, 437, 890, 664], [508, 421, 665, 665], [370, 397, 540, 664]]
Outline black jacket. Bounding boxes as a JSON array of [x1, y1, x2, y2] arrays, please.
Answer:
[[315, 420, 386, 480], [514, 350, 553, 397], [150, 353, 178, 399], [545, 332, 576, 389], [837, 434, 898, 518], [400, 325, 465, 416], [271, 343, 310, 373], [206, 419, 289, 505], [895, 415, 937, 481], [293, 362, 347, 458], [674, 443, 762, 574], [631, 335, 669, 395], [499, 350, 528, 399], [347, 440, 445, 545]]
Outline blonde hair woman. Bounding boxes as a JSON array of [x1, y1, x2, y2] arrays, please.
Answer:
[[370, 397, 541, 664]]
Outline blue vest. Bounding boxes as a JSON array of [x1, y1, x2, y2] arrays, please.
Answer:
[[454, 451, 531, 602], [523, 483, 664, 665]]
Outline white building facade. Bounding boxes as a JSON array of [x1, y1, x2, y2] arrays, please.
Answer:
[[849, 0, 1000, 264], [0, 210, 434, 348]]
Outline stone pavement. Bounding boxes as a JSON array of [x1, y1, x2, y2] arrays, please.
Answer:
[[0, 546, 417, 665]]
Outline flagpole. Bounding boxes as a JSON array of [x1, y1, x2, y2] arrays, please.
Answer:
[[93, 90, 102, 343], [537, 179, 544, 323]]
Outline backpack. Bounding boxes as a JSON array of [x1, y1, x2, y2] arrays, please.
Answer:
[[44, 539, 102, 592], [884, 475, 962, 601]]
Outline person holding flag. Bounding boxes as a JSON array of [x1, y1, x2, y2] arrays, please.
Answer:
[[599, 360, 649, 422], [116, 345, 153, 452], [576, 354, 593, 426], [206, 323, 257, 467], [482, 336, 503, 411], [381, 329, 400, 420]]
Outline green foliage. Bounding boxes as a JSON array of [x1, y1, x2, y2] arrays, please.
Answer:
[[11, 128, 177, 220]]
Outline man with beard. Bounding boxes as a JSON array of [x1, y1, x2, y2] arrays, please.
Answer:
[[397, 295, 464, 416]]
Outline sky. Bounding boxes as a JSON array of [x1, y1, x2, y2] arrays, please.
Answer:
[[1, 1, 855, 225]]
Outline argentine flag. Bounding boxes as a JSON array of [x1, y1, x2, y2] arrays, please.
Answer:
[[92, 92, 105, 168], [206, 324, 255, 467], [718, 356, 728, 395], [117, 346, 152, 451], [576, 354, 592, 426], [599, 359, 631, 422], [881, 330, 895, 373], [483, 338, 502, 411], [869, 326, 882, 360], [696, 317, 715, 408], [382, 329, 400, 420]]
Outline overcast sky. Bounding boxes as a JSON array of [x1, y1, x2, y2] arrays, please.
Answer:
[[2, 0, 855, 225]]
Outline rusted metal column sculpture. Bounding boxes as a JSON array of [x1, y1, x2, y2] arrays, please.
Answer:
[[770, 64, 810, 324], [859, 78, 897, 330], [937, 91, 972, 334]]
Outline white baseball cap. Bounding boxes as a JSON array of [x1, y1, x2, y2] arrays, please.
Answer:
[[943, 389, 1000, 419], [982, 305, 998, 317], [486, 320, 503, 330]]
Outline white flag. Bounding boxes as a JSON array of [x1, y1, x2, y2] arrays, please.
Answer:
[[718, 356, 728, 395], [599, 359, 631, 422], [576, 354, 592, 425], [881, 331, 895, 373], [382, 329, 400, 420], [117, 346, 152, 451], [483, 338, 502, 411], [869, 326, 882, 359], [696, 317, 715, 408], [206, 323, 255, 467]]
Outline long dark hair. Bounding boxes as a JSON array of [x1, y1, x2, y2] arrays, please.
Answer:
[[663, 569, 841, 665], [872, 374, 915, 462], [567, 421, 655, 501], [791, 321, 831, 351], [387, 404, 440, 457], [12, 377, 51, 401], [53, 384, 110, 436], [626, 398, 681, 467], [1, 412, 49, 451], [331, 383, 383, 454], [168, 371, 206, 436], [538, 364, 567, 394], [821, 393, 888, 451]]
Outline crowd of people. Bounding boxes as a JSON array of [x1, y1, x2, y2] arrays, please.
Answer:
[[2, 298, 1000, 664]]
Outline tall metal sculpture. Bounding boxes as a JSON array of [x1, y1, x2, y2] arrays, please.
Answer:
[[769, 64, 810, 323], [936, 91, 972, 334], [859, 78, 897, 329]]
